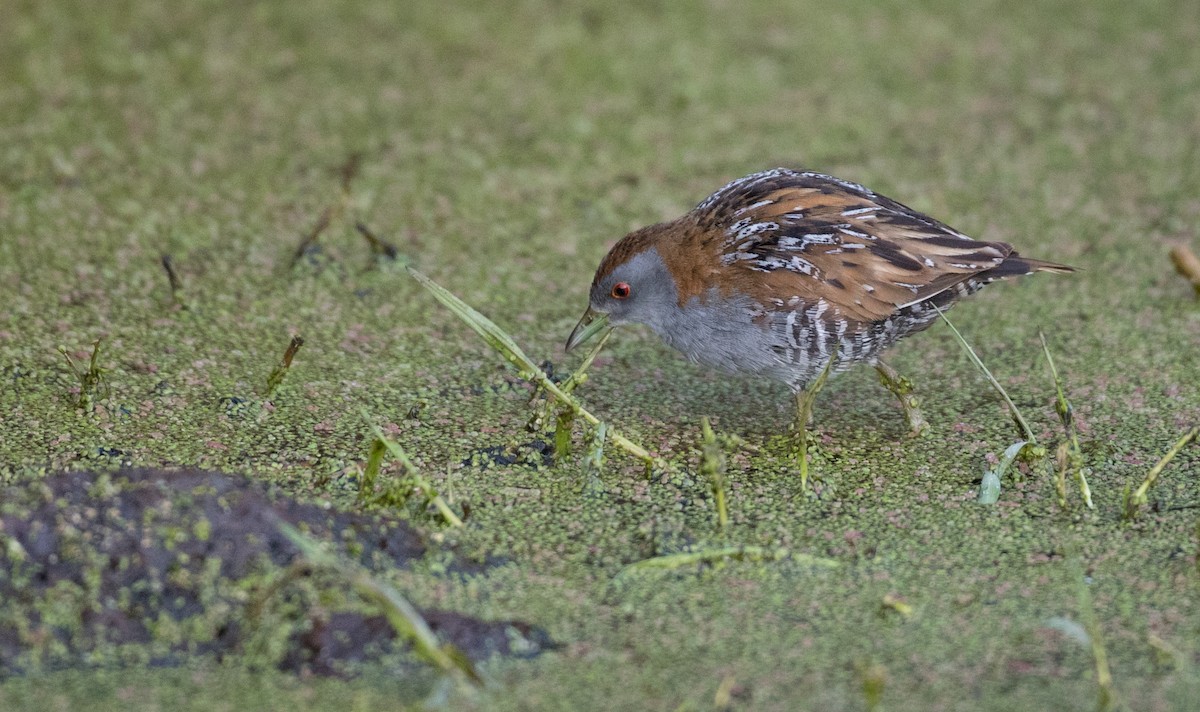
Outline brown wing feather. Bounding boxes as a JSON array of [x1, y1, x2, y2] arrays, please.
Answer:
[[692, 169, 1037, 323]]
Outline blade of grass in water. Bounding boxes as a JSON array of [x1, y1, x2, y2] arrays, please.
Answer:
[[1040, 331, 1093, 509], [933, 305, 1034, 443], [360, 408, 463, 527], [1123, 426, 1199, 520], [558, 327, 611, 395], [407, 266, 660, 471], [263, 335, 304, 398], [534, 327, 611, 446], [276, 520, 481, 686], [978, 440, 1029, 504], [1074, 559, 1116, 711]]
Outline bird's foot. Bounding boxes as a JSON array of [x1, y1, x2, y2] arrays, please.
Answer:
[[875, 362, 928, 437]]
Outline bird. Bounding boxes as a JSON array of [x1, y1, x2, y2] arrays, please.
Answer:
[[566, 167, 1073, 436]]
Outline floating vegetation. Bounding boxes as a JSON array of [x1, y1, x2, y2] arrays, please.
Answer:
[[0, 468, 551, 678], [857, 660, 888, 712]]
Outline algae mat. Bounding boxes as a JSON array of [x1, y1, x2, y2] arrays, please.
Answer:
[[1, 0, 1199, 709]]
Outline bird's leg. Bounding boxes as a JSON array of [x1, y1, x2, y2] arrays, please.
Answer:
[[874, 359, 928, 437], [792, 390, 815, 433], [792, 357, 835, 489]]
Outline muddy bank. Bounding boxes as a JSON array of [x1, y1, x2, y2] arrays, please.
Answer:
[[0, 468, 553, 677]]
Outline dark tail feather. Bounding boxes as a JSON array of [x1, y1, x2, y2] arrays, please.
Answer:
[[978, 252, 1075, 281], [915, 250, 1074, 312]]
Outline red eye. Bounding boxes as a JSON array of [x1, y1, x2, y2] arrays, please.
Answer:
[[610, 282, 632, 299]]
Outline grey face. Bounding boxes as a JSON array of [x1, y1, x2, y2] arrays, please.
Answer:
[[571, 244, 788, 380], [589, 248, 679, 329]]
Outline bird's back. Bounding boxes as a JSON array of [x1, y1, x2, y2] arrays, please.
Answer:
[[680, 168, 1072, 389]]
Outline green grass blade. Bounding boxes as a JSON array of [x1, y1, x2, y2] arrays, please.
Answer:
[[934, 305, 1035, 443], [360, 407, 463, 527], [276, 520, 481, 685], [1123, 426, 1199, 520], [1039, 331, 1093, 509], [406, 266, 661, 470], [406, 266, 538, 376]]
